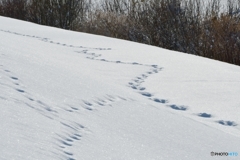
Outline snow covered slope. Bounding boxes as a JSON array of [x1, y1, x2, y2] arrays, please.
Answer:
[[0, 16, 240, 160]]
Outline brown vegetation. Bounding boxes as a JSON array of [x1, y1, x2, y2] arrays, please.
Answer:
[[0, 0, 240, 65]]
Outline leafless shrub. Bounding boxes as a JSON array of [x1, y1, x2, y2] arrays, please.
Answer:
[[0, 0, 239, 65], [0, 0, 28, 20]]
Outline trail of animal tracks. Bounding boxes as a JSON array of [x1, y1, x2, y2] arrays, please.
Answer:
[[0, 17, 240, 160]]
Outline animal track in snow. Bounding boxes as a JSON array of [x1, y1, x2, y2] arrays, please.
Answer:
[[57, 95, 128, 160], [2, 28, 238, 151], [77, 48, 179, 116], [217, 120, 237, 126], [35, 100, 57, 113], [62, 95, 128, 114], [70, 106, 79, 111], [0, 29, 111, 51], [10, 77, 18, 80], [0, 67, 59, 121], [8, 75, 26, 93], [57, 122, 85, 160], [152, 98, 168, 104], [16, 88, 25, 93], [4, 70, 10, 72], [79, 95, 128, 111], [198, 113, 212, 118], [168, 104, 188, 111], [127, 64, 170, 108], [140, 92, 153, 97]]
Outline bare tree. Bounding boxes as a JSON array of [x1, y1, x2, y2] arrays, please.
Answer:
[[0, 0, 28, 20]]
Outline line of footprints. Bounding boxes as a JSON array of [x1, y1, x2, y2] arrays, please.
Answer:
[[58, 122, 85, 160], [128, 65, 237, 127], [74, 50, 238, 128], [0, 29, 111, 51], [0, 30, 237, 129], [64, 95, 129, 113], [0, 30, 238, 157]]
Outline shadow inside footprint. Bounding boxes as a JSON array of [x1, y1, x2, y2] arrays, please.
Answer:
[[64, 151, 73, 156], [28, 98, 34, 101], [151, 65, 158, 68], [168, 105, 187, 111], [71, 136, 80, 140], [198, 113, 211, 118], [16, 89, 25, 93], [61, 141, 72, 146], [83, 101, 92, 106], [139, 87, 146, 91], [11, 77, 18, 80], [140, 92, 152, 97], [131, 86, 137, 89], [132, 62, 139, 65], [218, 120, 237, 126], [153, 98, 168, 104], [71, 107, 79, 110]]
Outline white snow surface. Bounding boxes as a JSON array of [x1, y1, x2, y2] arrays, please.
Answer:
[[0, 16, 240, 160]]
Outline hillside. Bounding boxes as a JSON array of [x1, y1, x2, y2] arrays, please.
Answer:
[[0, 16, 240, 160]]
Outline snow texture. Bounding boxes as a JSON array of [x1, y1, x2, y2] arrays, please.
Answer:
[[0, 16, 240, 160]]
